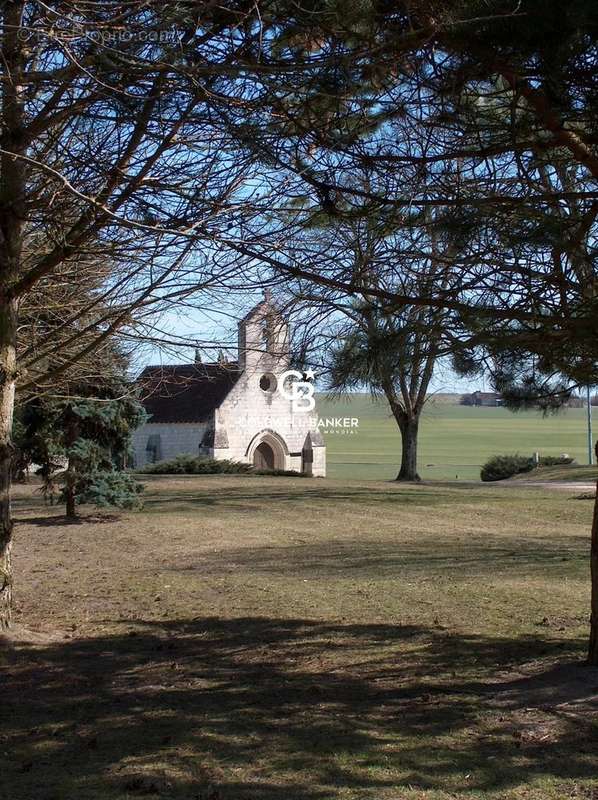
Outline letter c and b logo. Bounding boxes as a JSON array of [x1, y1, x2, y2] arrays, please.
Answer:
[[277, 370, 316, 412]]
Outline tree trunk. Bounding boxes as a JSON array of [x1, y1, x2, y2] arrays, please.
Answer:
[[64, 414, 79, 520], [588, 441, 598, 665], [0, 303, 18, 629], [65, 485, 76, 520], [396, 416, 421, 482], [0, 1, 26, 629], [0, 436, 14, 629]]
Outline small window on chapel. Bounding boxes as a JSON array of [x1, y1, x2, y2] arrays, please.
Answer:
[[260, 373, 276, 393]]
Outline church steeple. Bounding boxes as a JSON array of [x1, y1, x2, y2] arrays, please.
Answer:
[[238, 293, 289, 373]]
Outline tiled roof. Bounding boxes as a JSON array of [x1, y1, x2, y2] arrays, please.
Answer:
[[138, 362, 241, 423]]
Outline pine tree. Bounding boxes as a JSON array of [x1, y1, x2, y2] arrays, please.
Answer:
[[15, 383, 145, 519]]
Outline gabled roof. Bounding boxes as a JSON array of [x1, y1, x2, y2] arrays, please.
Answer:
[[138, 362, 241, 423]]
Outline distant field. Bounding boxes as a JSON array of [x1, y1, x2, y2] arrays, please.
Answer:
[[317, 394, 596, 481]]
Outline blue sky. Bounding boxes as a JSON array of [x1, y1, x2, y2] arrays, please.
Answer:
[[136, 296, 483, 395]]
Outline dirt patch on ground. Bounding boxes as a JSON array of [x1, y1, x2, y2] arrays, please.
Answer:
[[0, 622, 70, 646]]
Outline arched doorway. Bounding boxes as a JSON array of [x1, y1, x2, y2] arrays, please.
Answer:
[[253, 441, 275, 470], [247, 430, 288, 471]]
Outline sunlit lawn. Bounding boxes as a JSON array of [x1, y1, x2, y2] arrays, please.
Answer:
[[2, 475, 597, 800]]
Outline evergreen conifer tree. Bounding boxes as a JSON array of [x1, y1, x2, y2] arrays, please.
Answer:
[[15, 382, 145, 518]]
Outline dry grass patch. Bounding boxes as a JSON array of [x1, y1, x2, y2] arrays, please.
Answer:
[[2, 475, 597, 800]]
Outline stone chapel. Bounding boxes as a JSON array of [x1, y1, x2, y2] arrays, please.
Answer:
[[132, 295, 326, 476]]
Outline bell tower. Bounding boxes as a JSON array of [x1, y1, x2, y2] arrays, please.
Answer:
[[238, 291, 290, 374]]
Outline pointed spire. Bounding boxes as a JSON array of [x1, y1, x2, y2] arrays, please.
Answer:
[[194, 347, 202, 364], [263, 288, 272, 303]]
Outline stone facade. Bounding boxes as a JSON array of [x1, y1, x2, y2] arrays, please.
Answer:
[[131, 422, 208, 466], [132, 297, 326, 476]]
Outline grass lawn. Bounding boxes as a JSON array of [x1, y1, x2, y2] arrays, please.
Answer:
[[319, 394, 598, 482], [2, 475, 597, 800], [510, 464, 598, 483]]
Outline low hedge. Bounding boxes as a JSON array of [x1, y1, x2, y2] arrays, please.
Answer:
[[252, 468, 307, 477], [138, 455, 252, 475], [480, 454, 534, 482], [138, 455, 308, 477], [537, 454, 574, 466]]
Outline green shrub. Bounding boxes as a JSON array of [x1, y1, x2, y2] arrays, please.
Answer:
[[252, 468, 307, 477], [138, 456, 311, 477], [75, 470, 144, 509], [480, 454, 534, 482], [139, 455, 252, 475], [538, 454, 574, 466]]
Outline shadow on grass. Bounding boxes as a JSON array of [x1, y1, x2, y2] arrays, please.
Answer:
[[140, 483, 510, 515], [16, 513, 123, 528], [167, 536, 590, 580], [2, 616, 596, 800]]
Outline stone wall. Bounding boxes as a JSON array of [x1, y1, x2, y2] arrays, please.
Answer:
[[132, 422, 208, 467]]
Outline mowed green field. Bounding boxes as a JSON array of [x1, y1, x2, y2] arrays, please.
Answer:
[[317, 394, 595, 481]]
